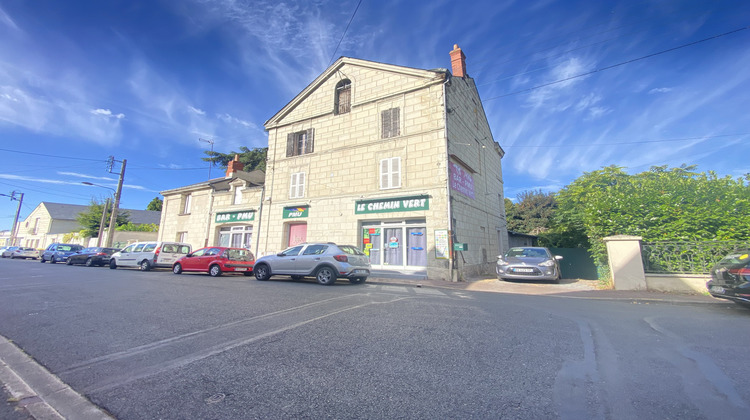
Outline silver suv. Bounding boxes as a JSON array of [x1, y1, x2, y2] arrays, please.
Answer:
[[253, 242, 371, 285]]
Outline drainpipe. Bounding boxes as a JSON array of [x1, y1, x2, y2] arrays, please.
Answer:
[[204, 186, 214, 247], [255, 185, 265, 253], [442, 74, 456, 282]]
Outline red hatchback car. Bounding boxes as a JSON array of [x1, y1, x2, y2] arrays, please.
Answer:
[[172, 247, 255, 277]]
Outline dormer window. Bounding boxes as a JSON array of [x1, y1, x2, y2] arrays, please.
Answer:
[[334, 79, 351, 115], [233, 185, 243, 205]]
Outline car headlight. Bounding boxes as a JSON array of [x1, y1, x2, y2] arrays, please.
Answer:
[[539, 260, 555, 267], [496, 259, 509, 266]]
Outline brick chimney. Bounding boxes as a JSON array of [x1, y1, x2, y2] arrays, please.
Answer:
[[450, 44, 466, 77], [225, 154, 244, 178]]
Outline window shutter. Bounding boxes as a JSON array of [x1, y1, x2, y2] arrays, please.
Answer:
[[306, 128, 314, 154], [381, 110, 391, 138], [289, 173, 297, 198], [392, 108, 400, 137], [392, 157, 401, 188], [298, 172, 305, 197], [286, 133, 295, 157], [380, 159, 389, 189]]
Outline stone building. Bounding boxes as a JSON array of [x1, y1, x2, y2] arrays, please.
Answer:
[[158, 157, 265, 250], [259, 45, 507, 281]]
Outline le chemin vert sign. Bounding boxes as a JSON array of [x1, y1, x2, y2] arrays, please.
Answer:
[[215, 210, 255, 223], [355, 195, 429, 214]]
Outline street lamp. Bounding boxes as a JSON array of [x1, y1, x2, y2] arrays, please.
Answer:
[[82, 182, 115, 247]]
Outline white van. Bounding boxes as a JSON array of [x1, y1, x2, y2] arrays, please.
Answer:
[[109, 241, 191, 271]]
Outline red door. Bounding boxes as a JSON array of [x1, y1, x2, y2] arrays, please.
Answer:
[[288, 223, 307, 247]]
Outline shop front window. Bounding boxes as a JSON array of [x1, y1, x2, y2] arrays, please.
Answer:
[[218, 225, 253, 249], [362, 220, 426, 269]]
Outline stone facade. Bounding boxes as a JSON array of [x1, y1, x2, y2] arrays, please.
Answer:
[[259, 46, 507, 281], [158, 169, 265, 252]]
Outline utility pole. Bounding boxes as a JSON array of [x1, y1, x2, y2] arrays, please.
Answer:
[[105, 157, 126, 247], [199, 138, 215, 179], [1, 191, 24, 246], [97, 197, 110, 247]]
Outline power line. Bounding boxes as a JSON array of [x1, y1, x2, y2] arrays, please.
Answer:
[[483, 26, 749, 102], [328, 0, 363, 66], [504, 133, 750, 148], [0, 148, 107, 162]]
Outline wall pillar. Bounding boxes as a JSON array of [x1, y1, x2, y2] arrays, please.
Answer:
[[603, 235, 647, 290]]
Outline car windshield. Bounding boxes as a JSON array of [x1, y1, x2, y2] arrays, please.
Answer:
[[506, 248, 549, 258], [58, 245, 75, 251]]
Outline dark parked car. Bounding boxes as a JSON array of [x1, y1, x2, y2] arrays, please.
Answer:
[[253, 242, 371, 285], [40, 243, 84, 263], [707, 250, 750, 307], [172, 247, 255, 277], [496, 246, 563, 283], [66, 247, 121, 267]]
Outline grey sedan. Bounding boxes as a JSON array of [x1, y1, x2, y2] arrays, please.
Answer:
[[496, 246, 563, 283]]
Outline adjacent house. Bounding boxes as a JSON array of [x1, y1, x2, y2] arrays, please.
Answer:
[[13, 202, 161, 249], [158, 45, 507, 281], [158, 159, 265, 249]]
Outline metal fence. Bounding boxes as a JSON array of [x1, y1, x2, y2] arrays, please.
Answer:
[[641, 241, 749, 274]]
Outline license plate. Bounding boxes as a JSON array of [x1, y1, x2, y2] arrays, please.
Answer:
[[353, 269, 368, 274], [710, 286, 725, 294], [234, 267, 248, 271], [514, 268, 534, 273]]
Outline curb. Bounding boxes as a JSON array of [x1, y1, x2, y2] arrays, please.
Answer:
[[0, 336, 112, 420]]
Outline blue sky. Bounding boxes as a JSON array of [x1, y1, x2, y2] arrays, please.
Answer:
[[1, 0, 748, 231]]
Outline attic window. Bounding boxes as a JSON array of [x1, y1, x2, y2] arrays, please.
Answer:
[[335, 79, 351, 115]]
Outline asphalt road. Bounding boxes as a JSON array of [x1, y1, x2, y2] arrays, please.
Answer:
[[0, 257, 749, 419]]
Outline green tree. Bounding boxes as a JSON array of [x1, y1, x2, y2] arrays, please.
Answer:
[[116, 222, 159, 232], [505, 190, 557, 233], [555, 164, 750, 268], [202, 146, 268, 173], [76, 200, 130, 238], [146, 197, 163, 211]]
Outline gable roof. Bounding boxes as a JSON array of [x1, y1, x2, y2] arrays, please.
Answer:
[[160, 169, 266, 195], [264, 56, 448, 128], [38, 202, 161, 225]]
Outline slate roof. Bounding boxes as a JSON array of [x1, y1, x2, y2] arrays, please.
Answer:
[[40, 202, 161, 225], [160, 169, 265, 195]]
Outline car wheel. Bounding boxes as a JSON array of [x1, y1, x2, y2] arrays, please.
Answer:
[[85, 258, 94, 267], [254, 264, 270, 281], [40, 256, 45, 263], [50, 256, 57, 264], [209, 265, 222, 277], [172, 263, 182, 274], [315, 266, 336, 285], [109, 259, 117, 269], [349, 277, 367, 284], [139, 260, 151, 271], [66, 258, 73, 265]]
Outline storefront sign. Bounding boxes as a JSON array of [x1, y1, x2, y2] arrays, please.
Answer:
[[355, 195, 429, 214], [215, 210, 255, 223], [435, 229, 449, 259], [449, 162, 475, 199], [283, 206, 309, 219]]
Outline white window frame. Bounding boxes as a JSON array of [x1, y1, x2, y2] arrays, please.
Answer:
[[380, 157, 401, 190], [177, 232, 187, 242], [182, 194, 192, 215], [290, 172, 306, 199]]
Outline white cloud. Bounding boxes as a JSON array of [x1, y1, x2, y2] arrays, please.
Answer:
[[91, 108, 125, 119], [58, 172, 118, 181], [648, 87, 672, 94], [188, 106, 206, 115], [0, 6, 20, 31]]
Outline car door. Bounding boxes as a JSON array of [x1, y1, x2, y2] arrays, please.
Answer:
[[198, 248, 222, 272], [121, 244, 144, 266], [181, 248, 206, 271], [295, 244, 329, 275], [271, 245, 304, 274]]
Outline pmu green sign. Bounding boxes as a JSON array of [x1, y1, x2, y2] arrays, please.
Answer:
[[355, 195, 429, 214], [283, 206, 309, 219], [215, 210, 255, 223]]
